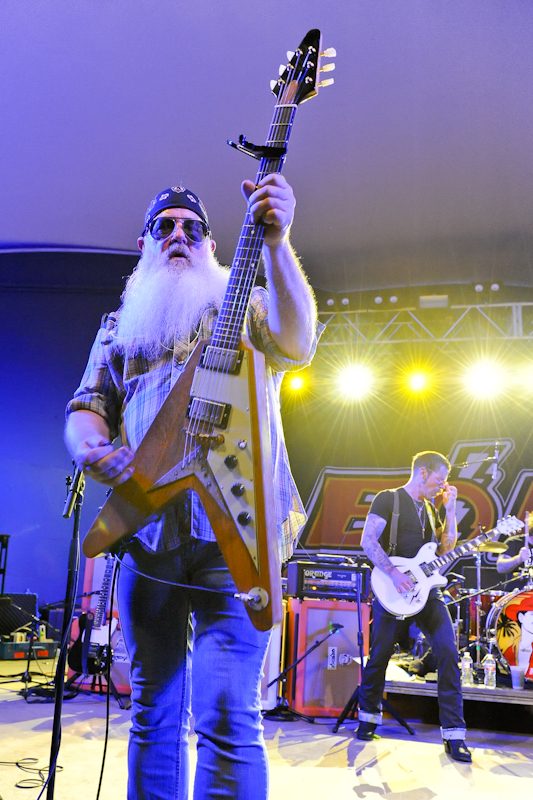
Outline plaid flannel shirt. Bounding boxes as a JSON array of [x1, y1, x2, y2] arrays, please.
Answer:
[[67, 286, 322, 563]]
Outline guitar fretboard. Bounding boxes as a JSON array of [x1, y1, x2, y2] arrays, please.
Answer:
[[211, 105, 297, 352], [93, 556, 114, 628]]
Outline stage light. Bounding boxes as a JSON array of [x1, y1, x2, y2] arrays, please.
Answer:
[[407, 371, 429, 392], [287, 374, 305, 392], [389, 295, 398, 304], [336, 364, 374, 400], [474, 284, 483, 292], [374, 296, 383, 304], [491, 283, 500, 292], [326, 298, 335, 307], [463, 361, 505, 398], [341, 297, 349, 306]]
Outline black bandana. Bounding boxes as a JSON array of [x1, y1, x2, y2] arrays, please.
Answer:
[[143, 185, 209, 233]]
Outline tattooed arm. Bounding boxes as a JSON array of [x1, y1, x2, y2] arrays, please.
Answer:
[[361, 512, 415, 593], [436, 482, 458, 555]]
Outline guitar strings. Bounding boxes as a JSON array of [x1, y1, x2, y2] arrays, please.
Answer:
[[181, 101, 296, 475]]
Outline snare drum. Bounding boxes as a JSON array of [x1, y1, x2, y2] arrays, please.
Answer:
[[485, 589, 533, 678]]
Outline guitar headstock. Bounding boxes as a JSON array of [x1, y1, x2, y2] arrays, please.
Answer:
[[271, 29, 336, 107], [495, 515, 525, 536]]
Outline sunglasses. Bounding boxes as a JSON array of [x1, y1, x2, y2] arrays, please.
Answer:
[[146, 216, 211, 243]]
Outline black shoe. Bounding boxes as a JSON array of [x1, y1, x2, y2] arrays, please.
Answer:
[[357, 721, 377, 741], [444, 739, 472, 763]]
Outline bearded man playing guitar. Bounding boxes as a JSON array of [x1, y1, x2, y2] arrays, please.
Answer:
[[65, 175, 320, 800], [357, 451, 472, 763]]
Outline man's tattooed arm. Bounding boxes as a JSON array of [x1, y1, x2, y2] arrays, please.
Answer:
[[362, 512, 415, 593], [361, 513, 393, 573]]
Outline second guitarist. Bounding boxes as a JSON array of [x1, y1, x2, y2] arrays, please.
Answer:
[[357, 451, 472, 763]]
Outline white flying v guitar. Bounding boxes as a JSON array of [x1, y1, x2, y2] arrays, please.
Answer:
[[371, 515, 524, 618]]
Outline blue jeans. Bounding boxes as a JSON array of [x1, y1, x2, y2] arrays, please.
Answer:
[[117, 538, 271, 800], [358, 590, 466, 740]]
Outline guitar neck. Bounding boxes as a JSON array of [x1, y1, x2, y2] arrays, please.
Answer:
[[93, 556, 114, 628], [212, 105, 297, 351], [427, 528, 498, 573]]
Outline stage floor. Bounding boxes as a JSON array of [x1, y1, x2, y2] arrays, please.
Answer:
[[1, 660, 532, 800]]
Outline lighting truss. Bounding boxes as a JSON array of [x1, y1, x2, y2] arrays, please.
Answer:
[[318, 302, 533, 348]]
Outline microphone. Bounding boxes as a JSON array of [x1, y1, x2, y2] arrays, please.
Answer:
[[329, 622, 344, 633], [491, 442, 499, 480]]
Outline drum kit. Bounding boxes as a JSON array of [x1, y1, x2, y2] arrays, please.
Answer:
[[445, 531, 533, 677]]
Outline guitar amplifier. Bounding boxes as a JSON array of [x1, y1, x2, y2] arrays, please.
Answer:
[[285, 597, 370, 717], [286, 559, 371, 601]]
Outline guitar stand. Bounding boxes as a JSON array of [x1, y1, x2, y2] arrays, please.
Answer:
[[65, 670, 131, 710], [332, 571, 415, 738]]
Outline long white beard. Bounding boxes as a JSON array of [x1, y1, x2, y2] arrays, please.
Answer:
[[115, 248, 230, 359]]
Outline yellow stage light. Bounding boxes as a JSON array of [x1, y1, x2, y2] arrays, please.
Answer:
[[287, 375, 305, 392], [336, 364, 374, 400], [463, 361, 505, 398], [407, 372, 429, 392]]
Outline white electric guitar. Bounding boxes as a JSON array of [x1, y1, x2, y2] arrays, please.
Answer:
[[371, 516, 524, 618]]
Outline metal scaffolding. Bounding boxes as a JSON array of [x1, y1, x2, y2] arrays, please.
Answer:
[[317, 301, 533, 347]]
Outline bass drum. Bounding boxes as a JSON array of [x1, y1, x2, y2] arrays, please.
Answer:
[[485, 588, 533, 678]]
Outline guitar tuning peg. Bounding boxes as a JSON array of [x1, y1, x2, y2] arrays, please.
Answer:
[[318, 78, 335, 89], [321, 47, 337, 58], [270, 80, 278, 91], [286, 50, 295, 60], [320, 63, 335, 73], [279, 64, 286, 76]]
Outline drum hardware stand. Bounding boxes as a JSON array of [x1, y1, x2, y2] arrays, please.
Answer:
[[472, 548, 484, 668], [332, 571, 415, 736]]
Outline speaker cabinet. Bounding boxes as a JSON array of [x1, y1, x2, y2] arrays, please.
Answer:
[[286, 598, 370, 717]]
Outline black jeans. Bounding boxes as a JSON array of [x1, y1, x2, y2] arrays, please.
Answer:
[[358, 589, 466, 739]]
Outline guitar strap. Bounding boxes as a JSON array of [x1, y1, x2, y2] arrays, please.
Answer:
[[388, 489, 400, 556], [388, 490, 438, 556], [424, 499, 438, 542]]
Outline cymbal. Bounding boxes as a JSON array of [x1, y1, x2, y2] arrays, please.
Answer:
[[474, 541, 508, 553]]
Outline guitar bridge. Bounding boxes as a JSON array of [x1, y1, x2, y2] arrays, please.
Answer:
[[187, 396, 231, 429], [200, 345, 243, 374]]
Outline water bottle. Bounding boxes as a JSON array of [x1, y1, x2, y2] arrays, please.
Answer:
[[483, 652, 497, 689], [460, 651, 474, 686]]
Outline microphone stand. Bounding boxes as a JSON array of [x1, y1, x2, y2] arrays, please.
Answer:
[[263, 622, 344, 723], [46, 467, 85, 800], [333, 570, 415, 736]]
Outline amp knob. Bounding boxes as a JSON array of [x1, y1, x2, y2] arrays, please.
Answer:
[[237, 512, 252, 526], [224, 455, 238, 469], [231, 483, 245, 497]]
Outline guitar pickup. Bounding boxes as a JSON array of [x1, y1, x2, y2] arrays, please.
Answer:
[[404, 570, 418, 585], [187, 396, 231, 429], [200, 345, 243, 374]]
